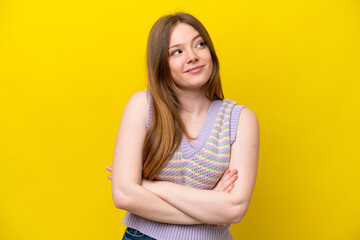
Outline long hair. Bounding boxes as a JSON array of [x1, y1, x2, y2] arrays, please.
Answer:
[[142, 12, 224, 180]]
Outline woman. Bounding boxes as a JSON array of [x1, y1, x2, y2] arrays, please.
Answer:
[[106, 12, 259, 240]]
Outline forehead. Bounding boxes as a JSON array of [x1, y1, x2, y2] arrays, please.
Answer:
[[169, 23, 200, 45]]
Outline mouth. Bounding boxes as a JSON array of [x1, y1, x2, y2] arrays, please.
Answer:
[[184, 65, 205, 73]]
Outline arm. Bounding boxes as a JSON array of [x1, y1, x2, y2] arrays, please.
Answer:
[[142, 108, 259, 224], [111, 91, 201, 225]]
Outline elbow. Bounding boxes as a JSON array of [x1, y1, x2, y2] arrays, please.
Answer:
[[230, 209, 246, 223], [112, 187, 131, 210], [229, 202, 249, 223], [112, 181, 142, 210], [113, 195, 126, 210]]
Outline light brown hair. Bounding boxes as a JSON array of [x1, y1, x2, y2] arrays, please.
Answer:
[[142, 12, 224, 180]]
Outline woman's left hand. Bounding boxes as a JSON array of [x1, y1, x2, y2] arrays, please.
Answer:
[[106, 166, 112, 180], [213, 169, 238, 193]]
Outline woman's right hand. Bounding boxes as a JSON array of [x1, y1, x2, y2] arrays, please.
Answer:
[[212, 169, 238, 193]]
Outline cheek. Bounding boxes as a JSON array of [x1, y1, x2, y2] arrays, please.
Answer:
[[206, 51, 213, 63], [208, 61, 214, 74], [199, 49, 212, 64], [169, 59, 182, 77], [203, 51, 213, 72]]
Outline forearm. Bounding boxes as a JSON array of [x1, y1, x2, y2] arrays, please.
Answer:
[[113, 183, 203, 225], [144, 181, 245, 224]]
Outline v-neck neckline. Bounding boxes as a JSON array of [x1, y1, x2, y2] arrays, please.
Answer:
[[180, 100, 223, 159]]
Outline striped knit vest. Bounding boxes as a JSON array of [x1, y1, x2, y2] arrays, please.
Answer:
[[122, 89, 245, 240], [155, 99, 238, 190]]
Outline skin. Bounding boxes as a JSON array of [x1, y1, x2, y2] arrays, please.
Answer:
[[108, 23, 259, 225], [168, 23, 213, 92], [167, 23, 215, 139]]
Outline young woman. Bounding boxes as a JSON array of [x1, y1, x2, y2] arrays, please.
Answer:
[[106, 12, 259, 240]]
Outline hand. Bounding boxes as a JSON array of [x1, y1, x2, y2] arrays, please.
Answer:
[[213, 169, 238, 193], [106, 166, 112, 180]]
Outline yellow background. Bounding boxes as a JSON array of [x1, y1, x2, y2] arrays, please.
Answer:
[[1, 0, 359, 239]]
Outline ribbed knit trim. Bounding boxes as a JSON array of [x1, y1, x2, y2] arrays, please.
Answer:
[[145, 89, 152, 129], [180, 100, 223, 159], [230, 105, 246, 145], [123, 213, 232, 240]]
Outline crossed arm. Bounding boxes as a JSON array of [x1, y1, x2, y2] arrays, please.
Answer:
[[109, 91, 259, 225]]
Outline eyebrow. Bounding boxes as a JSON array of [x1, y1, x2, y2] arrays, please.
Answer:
[[168, 34, 202, 49]]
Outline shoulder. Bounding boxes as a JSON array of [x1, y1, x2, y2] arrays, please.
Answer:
[[236, 107, 259, 141], [229, 107, 259, 168], [238, 108, 258, 125], [121, 90, 149, 125], [126, 90, 149, 107]]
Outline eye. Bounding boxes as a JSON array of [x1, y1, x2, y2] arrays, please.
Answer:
[[170, 49, 182, 56], [196, 41, 206, 48]]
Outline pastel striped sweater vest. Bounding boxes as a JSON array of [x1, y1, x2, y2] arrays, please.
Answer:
[[123, 89, 245, 240]]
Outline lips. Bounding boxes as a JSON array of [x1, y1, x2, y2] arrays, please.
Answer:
[[184, 65, 205, 73]]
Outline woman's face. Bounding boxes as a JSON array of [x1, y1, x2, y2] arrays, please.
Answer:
[[168, 23, 213, 91]]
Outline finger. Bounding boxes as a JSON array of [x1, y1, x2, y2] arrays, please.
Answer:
[[213, 169, 237, 191], [107, 175, 112, 180], [228, 174, 238, 184], [222, 173, 238, 190], [221, 174, 238, 191], [229, 169, 238, 176], [106, 166, 112, 172], [224, 184, 234, 193], [213, 171, 229, 191], [227, 170, 238, 181], [225, 183, 235, 193], [216, 169, 237, 191], [221, 170, 237, 185], [220, 169, 233, 183]]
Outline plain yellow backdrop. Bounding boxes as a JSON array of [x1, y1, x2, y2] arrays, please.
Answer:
[[1, 0, 359, 239]]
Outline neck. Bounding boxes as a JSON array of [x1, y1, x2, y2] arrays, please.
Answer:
[[176, 89, 211, 118]]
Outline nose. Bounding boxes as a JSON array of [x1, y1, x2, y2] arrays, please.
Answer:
[[186, 49, 199, 63]]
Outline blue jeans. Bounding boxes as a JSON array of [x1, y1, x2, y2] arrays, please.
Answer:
[[122, 227, 156, 240]]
